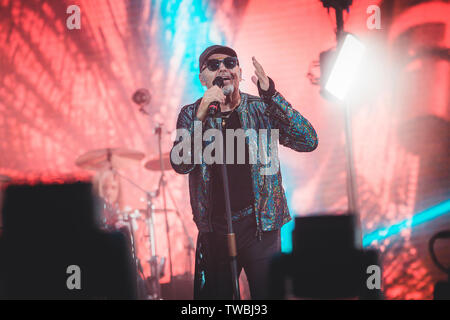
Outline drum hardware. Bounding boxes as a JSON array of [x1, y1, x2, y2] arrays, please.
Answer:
[[75, 148, 145, 171], [75, 122, 194, 299], [122, 208, 148, 300], [144, 125, 195, 281], [108, 168, 164, 300], [152, 123, 174, 287], [76, 147, 164, 299], [134, 86, 195, 291]]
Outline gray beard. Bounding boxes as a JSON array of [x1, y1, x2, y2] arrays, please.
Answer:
[[223, 84, 234, 105], [222, 84, 234, 96]]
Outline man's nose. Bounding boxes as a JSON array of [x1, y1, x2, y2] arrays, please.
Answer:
[[218, 61, 227, 71]]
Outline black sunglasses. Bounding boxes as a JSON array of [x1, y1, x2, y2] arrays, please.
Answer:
[[202, 57, 239, 72]]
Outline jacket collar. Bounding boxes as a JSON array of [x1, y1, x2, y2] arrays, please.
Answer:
[[236, 91, 248, 114], [204, 91, 248, 130]]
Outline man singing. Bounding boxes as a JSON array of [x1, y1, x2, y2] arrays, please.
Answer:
[[170, 45, 318, 299]]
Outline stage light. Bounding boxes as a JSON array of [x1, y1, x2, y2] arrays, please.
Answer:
[[363, 200, 450, 247], [322, 34, 366, 101]]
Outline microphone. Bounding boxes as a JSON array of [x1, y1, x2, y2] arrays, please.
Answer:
[[208, 76, 224, 116], [132, 88, 151, 105], [153, 122, 162, 135], [132, 88, 151, 115]]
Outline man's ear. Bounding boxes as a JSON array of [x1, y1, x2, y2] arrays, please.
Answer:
[[238, 67, 243, 81]]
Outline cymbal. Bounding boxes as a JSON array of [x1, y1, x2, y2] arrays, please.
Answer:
[[144, 153, 172, 171], [75, 148, 145, 171], [0, 174, 11, 183]]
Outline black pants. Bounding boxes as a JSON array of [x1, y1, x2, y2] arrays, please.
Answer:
[[207, 214, 281, 300]]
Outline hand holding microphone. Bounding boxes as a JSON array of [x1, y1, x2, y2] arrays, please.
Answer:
[[196, 76, 226, 122]]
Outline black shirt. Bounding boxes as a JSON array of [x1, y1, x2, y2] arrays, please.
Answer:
[[211, 109, 254, 233]]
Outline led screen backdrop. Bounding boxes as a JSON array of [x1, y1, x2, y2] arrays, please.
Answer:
[[0, 0, 448, 299]]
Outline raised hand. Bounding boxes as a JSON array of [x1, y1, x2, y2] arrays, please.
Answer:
[[251, 56, 269, 91]]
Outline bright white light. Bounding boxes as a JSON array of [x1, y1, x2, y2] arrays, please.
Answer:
[[324, 34, 366, 101]]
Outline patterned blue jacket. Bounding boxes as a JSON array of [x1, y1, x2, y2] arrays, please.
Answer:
[[170, 80, 318, 237]]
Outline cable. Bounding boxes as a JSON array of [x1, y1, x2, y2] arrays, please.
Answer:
[[429, 230, 450, 274]]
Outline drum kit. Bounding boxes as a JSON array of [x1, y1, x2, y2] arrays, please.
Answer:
[[0, 95, 191, 299], [74, 133, 194, 300]]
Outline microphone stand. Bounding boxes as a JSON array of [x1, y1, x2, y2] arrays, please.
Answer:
[[154, 125, 174, 287], [213, 111, 241, 300], [322, 0, 362, 248]]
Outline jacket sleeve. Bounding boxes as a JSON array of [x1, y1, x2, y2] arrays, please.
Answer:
[[258, 78, 318, 152], [170, 104, 202, 174]]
